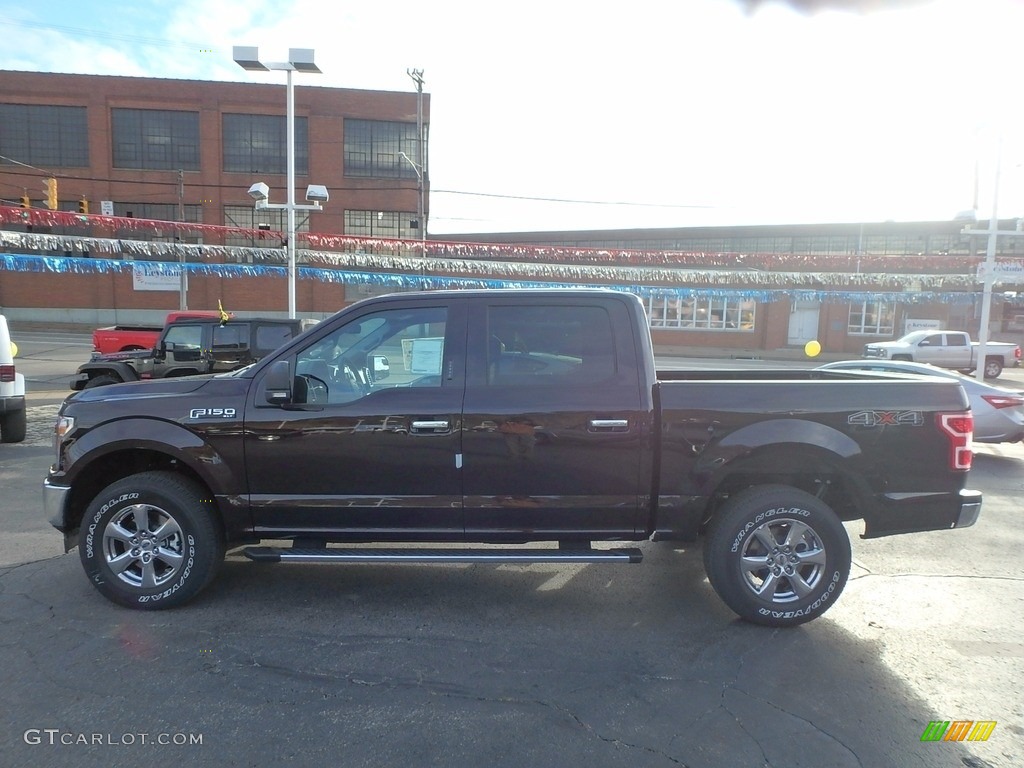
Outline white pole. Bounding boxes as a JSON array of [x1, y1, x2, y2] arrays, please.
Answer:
[[976, 138, 1001, 382], [286, 67, 297, 320]]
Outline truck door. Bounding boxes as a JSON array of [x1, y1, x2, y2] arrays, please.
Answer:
[[941, 332, 973, 368], [461, 298, 646, 540], [244, 300, 467, 539], [152, 322, 207, 377], [913, 332, 947, 366]]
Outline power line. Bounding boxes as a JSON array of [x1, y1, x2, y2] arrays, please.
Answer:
[[432, 188, 716, 209]]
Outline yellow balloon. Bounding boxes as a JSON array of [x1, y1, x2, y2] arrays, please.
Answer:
[[9, 341, 17, 358], [804, 340, 821, 358]]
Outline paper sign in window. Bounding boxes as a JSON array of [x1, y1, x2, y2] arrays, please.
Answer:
[[407, 338, 444, 374]]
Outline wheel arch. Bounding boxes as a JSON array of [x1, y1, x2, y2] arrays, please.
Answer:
[[61, 421, 237, 542], [657, 419, 875, 541]]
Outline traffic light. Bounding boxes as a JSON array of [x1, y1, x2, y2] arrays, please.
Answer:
[[45, 178, 57, 210], [20, 195, 30, 208], [78, 198, 89, 214]]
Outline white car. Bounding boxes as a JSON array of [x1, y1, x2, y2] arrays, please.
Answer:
[[817, 359, 1024, 444], [0, 314, 27, 443]]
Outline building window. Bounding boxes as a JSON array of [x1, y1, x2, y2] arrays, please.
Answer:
[[344, 119, 422, 178], [646, 296, 756, 331], [224, 204, 309, 249], [112, 202, 203, 244], [222, 114, 308, 175], [345, 210, 419, 238], [848, 301, 895, 335], [112, 108, 199, 170], [0, 104, 89, 167]]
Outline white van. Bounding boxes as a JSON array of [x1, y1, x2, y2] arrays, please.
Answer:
[[0, 315, 27, 443]]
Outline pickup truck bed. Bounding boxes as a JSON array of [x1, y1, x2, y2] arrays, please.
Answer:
[[44, 290, 981, 627]]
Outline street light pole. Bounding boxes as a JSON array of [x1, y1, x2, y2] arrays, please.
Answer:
[[406, 69, 426, 253], [234, 46, 321, 319], [286, 66, 297, 319]]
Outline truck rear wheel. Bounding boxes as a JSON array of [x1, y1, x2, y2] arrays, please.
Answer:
[[703, 484, 850, 627], [984, 358, 1003, 379], [0, 408, 27, 443], [79, 471, 224, 610]]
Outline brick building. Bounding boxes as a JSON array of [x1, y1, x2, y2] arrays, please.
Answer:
[[0, 70, 428, 242]]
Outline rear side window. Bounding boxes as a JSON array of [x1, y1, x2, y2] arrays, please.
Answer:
[[946, 334, 968, 347], [256, 324, 294, 353], [213, 324, 246, 350], [487, 305, 615, 387]]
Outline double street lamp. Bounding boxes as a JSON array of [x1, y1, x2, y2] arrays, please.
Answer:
[[233, 46, 326, 319]]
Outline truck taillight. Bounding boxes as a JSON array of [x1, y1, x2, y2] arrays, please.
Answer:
[[1016, 347, 1021, 360], [0, 364, 14, 382], [937, 412, 973, 471]]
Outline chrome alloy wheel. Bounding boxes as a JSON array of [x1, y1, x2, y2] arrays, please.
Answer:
[[102, 504, 185, 589], [738, 518, 827, 603]]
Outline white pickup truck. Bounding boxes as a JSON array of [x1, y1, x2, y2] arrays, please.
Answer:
[[863, 330, 1021, 379]]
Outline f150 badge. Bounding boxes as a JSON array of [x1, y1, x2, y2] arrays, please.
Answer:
[[848, 410, 924, 427], [189, 407, 237, 419]]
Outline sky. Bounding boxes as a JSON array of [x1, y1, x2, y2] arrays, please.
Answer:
[[3, 0, 1024, 235]]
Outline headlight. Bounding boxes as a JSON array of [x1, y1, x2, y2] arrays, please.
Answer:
[[53, 415, 76, 466]]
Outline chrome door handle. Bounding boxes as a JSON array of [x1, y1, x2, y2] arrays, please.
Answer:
[[589, 419, 628, 431], [411, 420, 449, 430]]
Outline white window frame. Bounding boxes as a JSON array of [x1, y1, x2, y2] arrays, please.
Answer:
[[848, 300, 895, 336], [645, 296, 756, 332]]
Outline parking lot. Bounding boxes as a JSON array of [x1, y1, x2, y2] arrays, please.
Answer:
[[1, 330, 1022, 767]]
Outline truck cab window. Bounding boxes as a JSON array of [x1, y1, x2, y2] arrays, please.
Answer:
[[294, 307, 447, 404], [487, 305, 615, 387]]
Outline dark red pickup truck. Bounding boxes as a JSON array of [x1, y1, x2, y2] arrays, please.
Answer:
[[92, 311, 225, 354], [45, 290, 982, 626]]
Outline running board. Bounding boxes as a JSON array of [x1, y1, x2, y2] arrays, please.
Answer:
[[243, 546, 643, 564]]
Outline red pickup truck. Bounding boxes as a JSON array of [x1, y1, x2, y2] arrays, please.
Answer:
[[92, 311, 226, 354]]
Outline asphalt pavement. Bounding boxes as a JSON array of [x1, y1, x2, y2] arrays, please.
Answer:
[[1, 330, 1021, 767]]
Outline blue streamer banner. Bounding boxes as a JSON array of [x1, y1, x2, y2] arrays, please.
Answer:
[[0, 252, 982, 305]]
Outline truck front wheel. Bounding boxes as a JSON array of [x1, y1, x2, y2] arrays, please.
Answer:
[[703, 485, 851, 627], [78, 472, 224, 609], [984, 358, 1003, 379]]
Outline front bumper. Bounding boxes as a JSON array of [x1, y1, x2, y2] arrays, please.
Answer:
[[43, 479, 72, 531], [43, 479, 78, 553], [863, 488, 982, 538]]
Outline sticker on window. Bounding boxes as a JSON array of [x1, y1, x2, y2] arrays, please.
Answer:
[[404, 337, 444, 375]]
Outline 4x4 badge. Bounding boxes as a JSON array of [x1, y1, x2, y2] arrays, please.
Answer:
[[848, 410, 924, 426]]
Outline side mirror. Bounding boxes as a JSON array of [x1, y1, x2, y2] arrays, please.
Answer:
[[264, 359, 293, 405], [370, 354, 390, 381]]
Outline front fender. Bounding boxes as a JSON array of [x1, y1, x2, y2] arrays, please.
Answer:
[[72, 360, 140, 388], [57, 416, 244, 534]]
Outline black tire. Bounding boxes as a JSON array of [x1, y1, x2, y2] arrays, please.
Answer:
[[891, 354, 912, 362], [983, 358, 1003, 379], [0, 408, 27, 443], [79, 471, 224, 610], [84, 374, 121, 389], [703, 484, 851, 627]]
